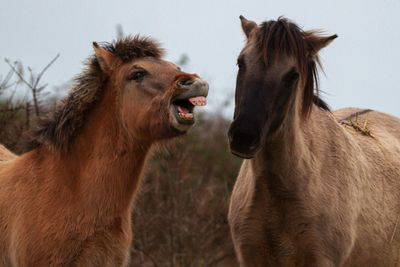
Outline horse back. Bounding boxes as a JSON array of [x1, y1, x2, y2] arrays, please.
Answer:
[[334, 108, 400, 144], [333, 108, 400, 265]]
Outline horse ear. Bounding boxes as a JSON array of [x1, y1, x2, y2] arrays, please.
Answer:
[[305, 32, 338, 56], [93, 42, 117, 74], [240, 15, 257, 38]]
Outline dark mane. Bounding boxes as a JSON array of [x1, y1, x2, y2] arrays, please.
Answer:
[[28, 35, 164, 150], [256, 17, 330, 115], [102, 35, 165, 62]]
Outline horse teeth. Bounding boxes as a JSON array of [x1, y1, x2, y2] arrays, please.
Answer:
[[188, 96, 207, 107], [195, 102, 205, 106], [177, 112, 193, 120]]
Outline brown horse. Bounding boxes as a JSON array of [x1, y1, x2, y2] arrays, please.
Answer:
[[0, 36, 208, 266], [228, 16, 400, 267]]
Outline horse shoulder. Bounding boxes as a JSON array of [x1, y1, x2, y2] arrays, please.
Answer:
[[330, 108, 400, 265]]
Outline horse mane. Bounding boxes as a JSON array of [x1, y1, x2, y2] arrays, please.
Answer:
[[28, 35, 164, 151], [255, 17, 330, 115]]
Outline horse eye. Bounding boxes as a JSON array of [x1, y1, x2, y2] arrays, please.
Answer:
[[129, 70, 147, 81]]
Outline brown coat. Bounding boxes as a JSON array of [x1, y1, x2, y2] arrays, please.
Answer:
[[0, 36, 208, 267]]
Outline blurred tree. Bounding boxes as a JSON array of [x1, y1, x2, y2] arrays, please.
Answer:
[[0, 55, 58, 152], [130, 112, 240, 267], [116, 24, 124, 39], [176, 54, 189, 68]]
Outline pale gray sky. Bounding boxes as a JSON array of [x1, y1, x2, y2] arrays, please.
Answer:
[[1, 0, 400, 116]]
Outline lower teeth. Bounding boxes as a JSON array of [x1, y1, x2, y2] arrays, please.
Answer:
[[178, 113, 193, 120]]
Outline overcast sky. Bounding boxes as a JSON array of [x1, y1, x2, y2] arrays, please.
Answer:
[[1, 0, 399, 117]]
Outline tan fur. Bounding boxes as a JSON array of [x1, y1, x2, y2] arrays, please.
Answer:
[[229, 17, 400, 267], [229, 106, 400, 266], [0, 145, 16, 162], [0, 37, 207, 266]]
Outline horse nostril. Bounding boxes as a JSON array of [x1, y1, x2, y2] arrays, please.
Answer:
[[229, 128, 260, 149], [177, 78, 195, 87]]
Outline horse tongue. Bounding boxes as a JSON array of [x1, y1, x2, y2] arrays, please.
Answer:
[[177, 105, 189, 114]]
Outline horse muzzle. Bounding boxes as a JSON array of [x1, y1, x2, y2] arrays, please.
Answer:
[[228, 123, 261, 159], [169, 77, 209, 132]]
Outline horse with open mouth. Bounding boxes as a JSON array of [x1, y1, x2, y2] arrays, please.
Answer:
[[0, 35, 208, 266], [228, 16, 400, 267]]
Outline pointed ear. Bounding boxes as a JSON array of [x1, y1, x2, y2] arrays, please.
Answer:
[[240, 15, 257, 38], [304, 32, 337, 56], [92, 42, 117, 74]]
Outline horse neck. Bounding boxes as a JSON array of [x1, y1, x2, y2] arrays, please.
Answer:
[[254, 90, 320, 187], [44, 87, 151, 217]]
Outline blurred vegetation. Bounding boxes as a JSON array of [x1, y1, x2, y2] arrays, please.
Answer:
[[0, 55, 241, 266], [0, 56, 58, 152], [131, 113, 241, 267]]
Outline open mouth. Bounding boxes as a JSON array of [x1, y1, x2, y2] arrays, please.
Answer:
[[170, 96, 207, 129]]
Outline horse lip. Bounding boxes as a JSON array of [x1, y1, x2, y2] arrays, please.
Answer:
[[229, 139, 260, 159], [171, 105, 195, 125], [172, 89, 208, 102], [230, 147, 258, 159], [172, 80, 209, 102]]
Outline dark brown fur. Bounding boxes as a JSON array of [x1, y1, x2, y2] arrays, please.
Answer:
[[256, 17, 334, 115]]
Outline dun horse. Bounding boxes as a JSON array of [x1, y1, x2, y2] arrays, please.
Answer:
[[0, 36, 208, 266], [228, 16, 400, 266]]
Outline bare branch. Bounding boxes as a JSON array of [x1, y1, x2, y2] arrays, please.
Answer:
[[32, 54, 59, 90], [5, 54, 59, 116], [4, 58, 32, 89]]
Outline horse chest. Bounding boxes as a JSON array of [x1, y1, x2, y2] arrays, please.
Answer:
[[229, 164, 294, 265], [229, 163, 331, 266]]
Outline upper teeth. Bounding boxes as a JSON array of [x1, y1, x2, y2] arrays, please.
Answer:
[[191, 101, 206, 106], [188, 96, 207, 107]]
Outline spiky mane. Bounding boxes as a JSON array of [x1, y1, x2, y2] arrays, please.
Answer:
[[29, 35, 164, 150]]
